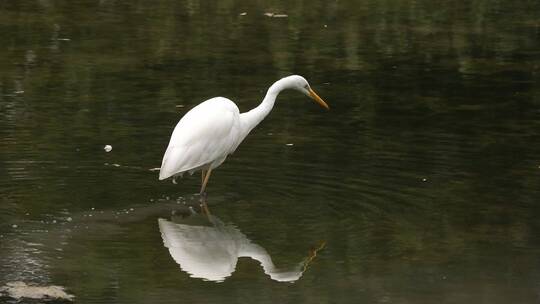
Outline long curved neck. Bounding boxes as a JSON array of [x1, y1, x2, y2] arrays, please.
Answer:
[[239, 78, 290, 138]]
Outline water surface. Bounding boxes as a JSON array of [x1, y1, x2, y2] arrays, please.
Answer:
[[2, 0, 540, 303]]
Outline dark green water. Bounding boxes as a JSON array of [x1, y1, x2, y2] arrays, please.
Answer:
[[2, 0, 540, 303]]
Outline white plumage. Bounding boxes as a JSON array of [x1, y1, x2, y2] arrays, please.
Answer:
[[159, 97, 242, 180], [159, 75, 329, 193]]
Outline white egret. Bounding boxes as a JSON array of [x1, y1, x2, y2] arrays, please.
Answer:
[[159, 75, 329, 193]]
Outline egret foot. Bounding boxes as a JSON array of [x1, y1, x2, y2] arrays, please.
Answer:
[[199, 191, 208, 200]]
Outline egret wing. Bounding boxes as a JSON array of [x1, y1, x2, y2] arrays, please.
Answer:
[[159, 98, 240, 180]]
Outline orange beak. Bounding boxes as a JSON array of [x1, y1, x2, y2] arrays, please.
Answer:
[[308, 88, 330, 110]]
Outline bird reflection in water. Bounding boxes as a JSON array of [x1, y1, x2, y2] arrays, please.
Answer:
[[158, 201, 325, 283]]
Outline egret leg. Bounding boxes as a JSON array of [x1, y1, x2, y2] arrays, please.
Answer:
[[201, 170, 206, 185], [199, 168, 212, 216], [200, 193, 211, 216], [200, 168, 213, 194]]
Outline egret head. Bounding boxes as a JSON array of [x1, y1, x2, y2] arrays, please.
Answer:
[[284, 75, 330, 110]]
